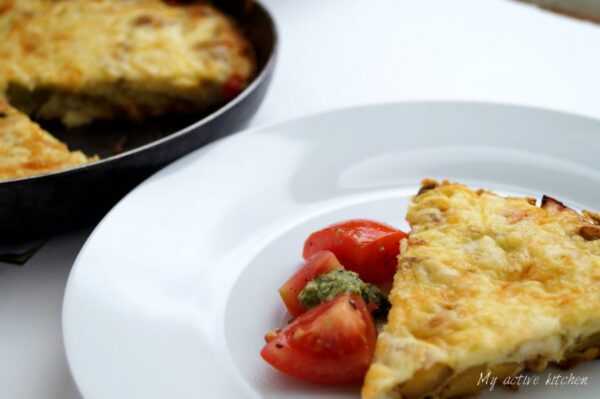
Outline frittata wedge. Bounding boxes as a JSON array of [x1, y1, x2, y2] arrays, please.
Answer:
[[0, 97, 97, 180], [363, 180, 600, 399]]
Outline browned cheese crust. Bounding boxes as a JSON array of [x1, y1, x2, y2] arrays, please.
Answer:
[[0, 0, 254, 127], [0, 97, 97, 180], [363, 180, 600, 399]]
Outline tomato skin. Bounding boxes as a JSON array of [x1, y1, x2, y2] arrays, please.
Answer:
[[279, 251, 343, 317], [221, 74, 245, 100], [303, 219, 408, 285], [261, 294, 376, 383]]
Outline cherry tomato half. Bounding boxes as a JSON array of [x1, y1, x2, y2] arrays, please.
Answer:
[[303, 219, 408, 285], [261, 294, 376, 383]]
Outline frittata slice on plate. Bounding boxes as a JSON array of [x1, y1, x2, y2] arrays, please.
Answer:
[[0, 98, 97, 181], [0, 0, 254, 127], [363, 180, 600, 399]]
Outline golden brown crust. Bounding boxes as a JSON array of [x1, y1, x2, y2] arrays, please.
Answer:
[[0, 0, 254, 126], [0, 97, 96, 180], [363, 180, 600, 399]]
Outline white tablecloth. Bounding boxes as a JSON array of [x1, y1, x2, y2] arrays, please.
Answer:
[[2, 0, 599, 397]]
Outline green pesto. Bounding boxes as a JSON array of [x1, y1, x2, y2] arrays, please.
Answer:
[[298, 269, 390, 318]]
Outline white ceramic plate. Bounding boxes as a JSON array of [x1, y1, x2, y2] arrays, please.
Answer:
[[63, 103, 600, 399]]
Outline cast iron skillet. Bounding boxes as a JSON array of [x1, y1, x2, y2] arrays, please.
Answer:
[[0, 1, 277, 243]]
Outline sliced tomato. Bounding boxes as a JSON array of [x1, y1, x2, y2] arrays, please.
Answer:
[[303, 219, 408, 285], [279, 251, 343, 317], [261, 294, 376, 383]]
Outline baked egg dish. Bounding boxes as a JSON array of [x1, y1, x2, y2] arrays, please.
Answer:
[[363, 180, 600, 399], [0, 0, 254, 180], [0, 97, 97, 181], [0, 0, 254, 127]]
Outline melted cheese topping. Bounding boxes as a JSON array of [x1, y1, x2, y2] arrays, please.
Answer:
[[0, 0, 254, 126], [363, 181, 600, 399], [0, 97, 96, 180]]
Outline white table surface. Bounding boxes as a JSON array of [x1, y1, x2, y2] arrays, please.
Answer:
[[2, 0, 600, 397]]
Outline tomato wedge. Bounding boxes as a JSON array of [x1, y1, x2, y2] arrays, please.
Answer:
[[279, 251, 343, 317], [261, 294, 376, 383], [303, 219, 408, 285]]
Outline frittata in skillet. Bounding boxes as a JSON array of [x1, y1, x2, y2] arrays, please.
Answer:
[[0, 98, 96, 181], [0, 0, 254, 127], [363, 180, 600, 399]]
